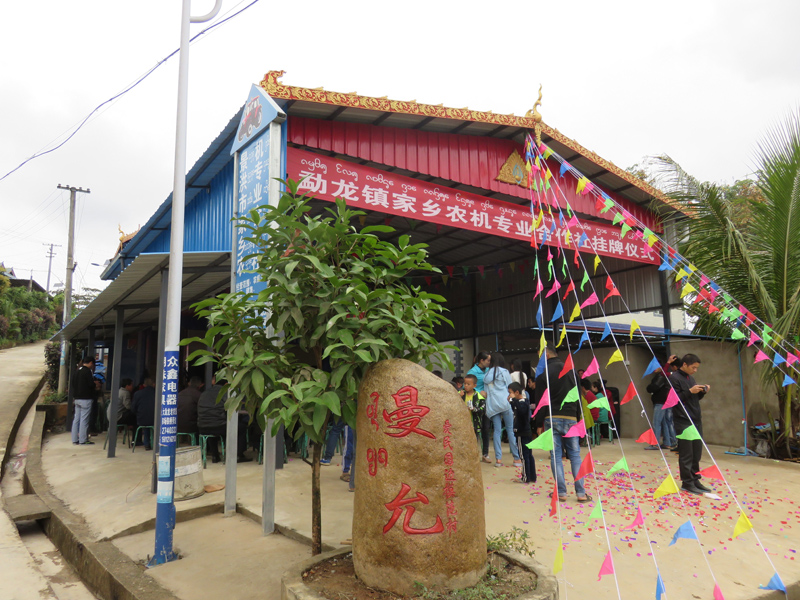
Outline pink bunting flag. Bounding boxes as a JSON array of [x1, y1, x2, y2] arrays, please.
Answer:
[[532, 389, 550, 418], [582, 181, 594, 196], [583, 357, 599, 378], [580, 292, 599, 309], [545, 279, 562, 298], [748, 331, 761, 347], [699, 274, 709, 288], [754, 350, 769, 364], [567, 215, 579, 229], [597, 551, 614, 581], [563, 420, 586, 438], [714, 583, 725, 600], [534, 278, 544, 299], [662, 388, 679, 409], [623, 507, 645, 529], [787, 353, 799, 366]]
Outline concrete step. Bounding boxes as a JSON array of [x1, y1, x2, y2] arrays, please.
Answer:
[[4, 494, 51, 523]]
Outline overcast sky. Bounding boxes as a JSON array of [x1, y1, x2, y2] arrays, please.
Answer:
[[1, 0, 798, 294]]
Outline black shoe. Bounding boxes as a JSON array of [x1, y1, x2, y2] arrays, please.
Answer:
[[237, 455, 253, 463], [210, 455, 221, 464], [144, 445, 152, 451], [681, 484, 704, 495], [695, 481, 711, 493], [81, 441, 95, 445]]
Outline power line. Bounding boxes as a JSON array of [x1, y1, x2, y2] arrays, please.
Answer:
[[0, 0, 261, 184]]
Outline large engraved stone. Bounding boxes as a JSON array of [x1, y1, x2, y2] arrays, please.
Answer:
[[352, 359, 486, 595]]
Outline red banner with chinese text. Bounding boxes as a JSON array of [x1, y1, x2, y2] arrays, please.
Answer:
[[287, 147, 658, 265]]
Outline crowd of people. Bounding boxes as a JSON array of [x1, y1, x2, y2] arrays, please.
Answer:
[[453, 348, 712, 498]]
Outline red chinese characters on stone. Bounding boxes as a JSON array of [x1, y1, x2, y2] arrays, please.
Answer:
[[367, 448, 388, 477], [442, 419, 458, 535], [383, 483, 444, 535], [382, 386, 435, 439], [366, 392, 380, 432]]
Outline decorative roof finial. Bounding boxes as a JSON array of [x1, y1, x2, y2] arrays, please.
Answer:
[[525, 85, 544, 146]]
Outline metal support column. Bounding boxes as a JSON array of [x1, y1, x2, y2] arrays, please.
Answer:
[[262, 420, 276, 534], [152, 270, 169, 493], [106, 309, 125, 457]]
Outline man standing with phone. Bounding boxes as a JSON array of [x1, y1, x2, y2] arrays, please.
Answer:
[[669, 353, 710, 495]]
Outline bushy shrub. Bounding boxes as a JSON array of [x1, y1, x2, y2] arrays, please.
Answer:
[[44, 342, 61, 391], [0, 315, 8, 339]]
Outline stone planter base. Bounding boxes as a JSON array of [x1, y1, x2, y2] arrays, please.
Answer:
[[37, 403, 68, 428], [281, 548, 558, 600]]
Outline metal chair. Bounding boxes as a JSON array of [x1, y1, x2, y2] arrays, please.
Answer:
[[103, 424, 130, 449], [200, 434, 225, 468], [131, 425, 155, 452]]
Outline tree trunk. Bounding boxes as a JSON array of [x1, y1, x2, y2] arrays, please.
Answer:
[[311, 440, 322, 555]]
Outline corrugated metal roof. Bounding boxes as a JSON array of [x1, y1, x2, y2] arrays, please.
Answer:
[[57, 252, 230, 341]]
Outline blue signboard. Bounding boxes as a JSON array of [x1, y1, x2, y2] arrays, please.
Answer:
[[230, 84, 282, 155], [235, 136, 270, 296]]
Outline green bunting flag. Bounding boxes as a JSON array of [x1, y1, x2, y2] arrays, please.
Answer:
[[561, 386, 580, 409], [587, 395, 610, 411], [547, 259, 554, 281], [586, 498, 603, 526], [620, 223, 632, 239], [580, 269, 590, 291], [612, 212, 623, 225], [676, 425, 702, 440], [527, 429, 553, 451], [731, 329, 745, 340], [561, 257, 568, 278], [601, 198, 614, 214], [607, 457, 630, 475]]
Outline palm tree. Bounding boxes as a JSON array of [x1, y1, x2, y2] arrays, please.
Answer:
[[656, 111, 800, 457]]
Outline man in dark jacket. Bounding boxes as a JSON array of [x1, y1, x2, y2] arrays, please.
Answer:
[[71, 356, 97, 445], [131, 378, 156, 450], [177, 376, 203, 434], [646, 355, 678, 450], [509, 382, 535, 483], [197, 375, 249, 463], [669, 353, 711, 495], [534, 346, 590, 502]]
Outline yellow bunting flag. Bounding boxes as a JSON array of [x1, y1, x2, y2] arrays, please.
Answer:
[[674, 268, 688, 281], [629, 319, 640, 341], [594, 255, 601, 274], [553, 546, 564, 575], [534, 211, 543, 229], [654, 474, 679, 499], [680, 283, 696, 299], [569, 303, 581, 323], [539, 332, 547, 356], [733, 512, 753, 538], [557, 327, 567, 348], [606, 349, 623, 367], [564, 230, 571, 246], [576, 177, 588, 194], [647, 234, 657, 247]]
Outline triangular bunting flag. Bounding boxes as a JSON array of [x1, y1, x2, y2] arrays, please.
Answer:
[[580, 292, 599, 309], [697, 465, 723, 479], [553, 546, 564, 575], [747, 331, 761, 347], [532, 389, 550, 418], [593, 255, 601, 273], [676, 425, 701, 440], [545, 279, 562, 298], [560, 386, 580, 409], [587, 395, 610, 411], [575, 453, 595, 480], [583, 357, 599, 378], [783, 373, 796, 387], [662, 388, 679, 409], [607, 457, 629, 475], [621, 382, 637, 405], [636, 429, 658, 445], [753, 350, 769, 364], [606, 349, 623, 367], [568, 302, 581, 323], [656, 571, 666, 600], [603, 287, 621, 303], [654, 474, 679, 499], [528, 429, 553, 451], [557, 327, 567, 348], [713, 582, 725, 600], [559, 354, 574, 379], [629, 319, 640, 340], [539, 332, 547, 356], [533, 278, 544, 299], [669, 520, 699, 545], [600, 321, 612, 341], [580, 269, 590, 291], [586, 498, 603, 525], [549, 481, 558, 517], [773, 353, 786, 367], [732, 511, 753, 538], [643, 357, 661, 377], [759, 573, 786, 592], [597, 551, 614, 581], [680, 283, 696, 299], [549, 301, 564, 323], [575, 330, 589, 352], [730, 329, 745, 340], [623, 507, 644, 530], [563, 420, 586, 438]]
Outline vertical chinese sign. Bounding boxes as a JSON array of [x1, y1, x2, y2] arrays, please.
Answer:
[[230, 83, 287, 296], [352, 360, 486, 596]]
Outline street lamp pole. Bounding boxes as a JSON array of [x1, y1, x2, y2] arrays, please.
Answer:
[[150, 0, 223, 567]]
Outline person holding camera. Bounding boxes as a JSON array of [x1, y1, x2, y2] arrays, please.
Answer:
[[669, 353, 711, 495]]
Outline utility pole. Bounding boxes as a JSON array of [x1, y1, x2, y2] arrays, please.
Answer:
[[43, 243, 61, 294], [57, 185, 90, 395]]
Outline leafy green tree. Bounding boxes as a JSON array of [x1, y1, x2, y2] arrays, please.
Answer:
[[656, 112, 800, 456], [183, 180, 452, 554]]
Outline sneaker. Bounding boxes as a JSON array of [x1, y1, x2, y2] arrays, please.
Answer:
[[340, 473, 351, 482], [320, 458, 332, 466], [695, 481, 711, 493], [494, 460, 503, 468], [481, 456, 492, 464], [513, 461, 523, 468]]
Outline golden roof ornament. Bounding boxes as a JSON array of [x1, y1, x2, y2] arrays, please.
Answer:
[[525, 85, 544, 146]]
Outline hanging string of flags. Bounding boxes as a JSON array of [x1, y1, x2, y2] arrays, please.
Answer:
[[522, 135, 788, 599]]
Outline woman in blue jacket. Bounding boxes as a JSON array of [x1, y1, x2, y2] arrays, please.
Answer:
[[467, 351, 492, 462], [483, 352, 521, 468]]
